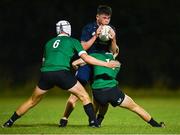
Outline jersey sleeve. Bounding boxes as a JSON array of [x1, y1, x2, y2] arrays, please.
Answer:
[[74, 39, 87, 56]]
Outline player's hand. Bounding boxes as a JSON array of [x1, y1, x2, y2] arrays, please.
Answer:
[[72, 62, 79, 70], [108, 28, 116, 39], [95, 25, 103, 37], [72, 58, 86, 70], [107, 60, 121, 68]]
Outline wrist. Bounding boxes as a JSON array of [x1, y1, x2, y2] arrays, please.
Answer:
[[105, 62, 109, 67], [111, 37, 116, 42], [94, 34, 98, 38]]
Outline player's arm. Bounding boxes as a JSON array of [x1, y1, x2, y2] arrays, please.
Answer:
[[81, 26, 102, 50], [81, 36, 96, 50], [80, 53, 120, 68], [72, 58, 86, 70], [109, 28, 119, 56]]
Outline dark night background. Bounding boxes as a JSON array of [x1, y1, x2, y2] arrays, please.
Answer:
[[0, 0, 180, 90]]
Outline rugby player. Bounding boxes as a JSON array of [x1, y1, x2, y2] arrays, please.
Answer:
[[71, 50, 165, 128]]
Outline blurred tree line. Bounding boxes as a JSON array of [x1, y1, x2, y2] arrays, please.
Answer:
[[0, 0, 179, 90]]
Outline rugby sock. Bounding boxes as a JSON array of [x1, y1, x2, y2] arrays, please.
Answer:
[[97, 114, 104, 125], [10, 112, 21, 122], [148, 118, 162, 127], [83, 103, 98, 127], [3, 112, 21, 127]]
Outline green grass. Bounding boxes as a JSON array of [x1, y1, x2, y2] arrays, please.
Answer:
[[0, 94, 180, 134]]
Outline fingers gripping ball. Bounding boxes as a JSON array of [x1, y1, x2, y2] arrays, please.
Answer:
[[99, 25, 111, 41]]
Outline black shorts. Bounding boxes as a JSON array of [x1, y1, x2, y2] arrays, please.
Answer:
[[92, 87, 125, 107], [37, 70, 77, 90]]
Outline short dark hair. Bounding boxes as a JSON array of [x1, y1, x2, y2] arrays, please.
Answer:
[[97, 5, 112, 16]]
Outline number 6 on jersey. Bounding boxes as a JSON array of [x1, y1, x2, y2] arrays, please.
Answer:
[[53, 40, 60, 48]]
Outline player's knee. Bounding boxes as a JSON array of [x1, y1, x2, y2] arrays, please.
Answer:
[[68, 98, 78, 107], [81, 94, 90, 101], [78, 94, 90, 104], [122, 95, 138, 111]]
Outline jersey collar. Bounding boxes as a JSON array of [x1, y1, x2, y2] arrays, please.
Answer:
[[58, 33, 69, 37]]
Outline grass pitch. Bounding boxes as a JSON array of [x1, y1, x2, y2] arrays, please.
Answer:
[[0, 94, 180, 134]]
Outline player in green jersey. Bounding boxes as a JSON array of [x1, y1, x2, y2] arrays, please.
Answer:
[[2, 20, 120, 128], [72, 51, 165, 128]]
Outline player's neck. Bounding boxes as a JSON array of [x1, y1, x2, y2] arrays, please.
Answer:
[[58, 33, 69, 37]]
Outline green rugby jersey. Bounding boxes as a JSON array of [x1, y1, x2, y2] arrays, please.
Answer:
[[90, 52, 120, 90], [41, 34, 86, 72]]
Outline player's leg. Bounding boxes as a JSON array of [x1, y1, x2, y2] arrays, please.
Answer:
[[2, 71, 54, 128], [68, 81, 99, 127], [59, 94, 78, 127], [54, 70, 98, 127], [120, 95, 165, 127], [92, 89, 110, 126], [120, 95, 151, 121], [2, 86, 47, 128], [59, 65, 92, 127], [76, 65, 91, 85], [16, 86, 46, 115], [96, 104, 109, 126], [92, 97, 100, 114], [93, 98, 108, 125], [63, 94, 78, 118]]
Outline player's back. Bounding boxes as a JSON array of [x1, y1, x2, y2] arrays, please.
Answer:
[[41, 35, 82, 72], [90, 52, 120, 89], [90, 52, 120, 78]]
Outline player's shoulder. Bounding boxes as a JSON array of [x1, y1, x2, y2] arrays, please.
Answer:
[[68, 36, 80, 43], [83, 22, 96, 29]]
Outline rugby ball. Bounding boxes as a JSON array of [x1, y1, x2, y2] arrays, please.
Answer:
[[99, 25, 111, 41]]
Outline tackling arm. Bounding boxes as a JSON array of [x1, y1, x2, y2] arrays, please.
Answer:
[[80, 53, 120, 68], [72, 58, 86, 70]]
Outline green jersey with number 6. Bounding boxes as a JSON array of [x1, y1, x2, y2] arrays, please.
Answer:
[[90, 52, 120, 89], [41, 35, 86, 72]]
